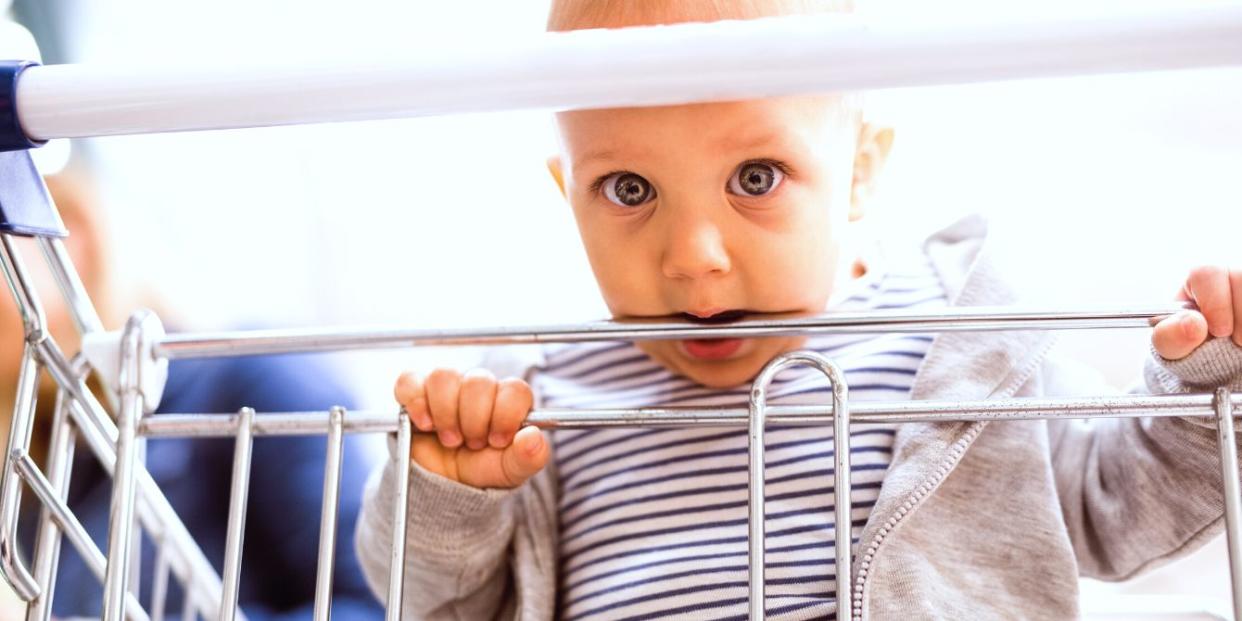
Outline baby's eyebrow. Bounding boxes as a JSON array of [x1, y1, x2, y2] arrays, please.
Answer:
[[573, 149, 619, 171], [715, 131, 782, 153]]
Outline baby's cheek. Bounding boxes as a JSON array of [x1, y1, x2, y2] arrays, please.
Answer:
[[597, 263, 665, 317], [762, 238, 837, 309]]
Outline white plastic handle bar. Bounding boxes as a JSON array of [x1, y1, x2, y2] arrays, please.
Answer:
[[11, 4, 1242, 141]]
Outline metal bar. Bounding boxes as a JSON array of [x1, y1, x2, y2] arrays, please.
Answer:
[[747, 358, 776, 619], [103, 315, 149, 621], [0, 233, 48, 340], [151, 545, 169, 621], [0, 231, 48, 606], [27, 388, 76, 621], [182, 565, 197, 621], [36, 236, 104, 335], [385, 415, 412, 621], [219, 408, 255, 621], [1216, 388, 1242, 621], [141, 410, 402, 438], [825, 359, 852, 607], [153, 305, 1186, 359], [0, 345, 41, 600], [312, 407, 346, 621], [33, 338, 233, 619], [12, 5, 1242, 141], [13, 454, 151, 621], [746, 351, 851, 620], [37, 236, 121, 410], [131, 435, 147, 606], [138, 393, 1242, 438]]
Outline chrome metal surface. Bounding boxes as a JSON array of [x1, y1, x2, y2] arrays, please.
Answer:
[[154, 306, 1186, 359]]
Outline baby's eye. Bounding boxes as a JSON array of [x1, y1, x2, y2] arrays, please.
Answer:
[[602, 172, 656, 208], [728, 161, 784, 197]]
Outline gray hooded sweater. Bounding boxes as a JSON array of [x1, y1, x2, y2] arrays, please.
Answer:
[[354, 214, 1242, 620]]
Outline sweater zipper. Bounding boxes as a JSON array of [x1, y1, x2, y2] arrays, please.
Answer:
[[849, 421, 986, 621]]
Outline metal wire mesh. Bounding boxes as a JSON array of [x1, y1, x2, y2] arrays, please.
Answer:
[[2, 227, 1240, 620]]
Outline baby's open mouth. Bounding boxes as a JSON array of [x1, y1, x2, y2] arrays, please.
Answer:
[[680, 309, 748, 324], [679, 310, 748, 360]]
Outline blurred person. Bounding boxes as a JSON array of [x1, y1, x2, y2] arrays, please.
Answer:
[[0, 169, 382, 620]]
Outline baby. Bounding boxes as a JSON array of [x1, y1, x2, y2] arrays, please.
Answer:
[[354, 1, 1242, 619]]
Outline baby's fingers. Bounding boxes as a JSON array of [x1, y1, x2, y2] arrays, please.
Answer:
[[459, 369, 498, 451], [498, 427, 549, 487], [394, 371, 431, 431], [490, 378, 534, 449], [1182, 266, 1235, 340], [426, 368, 463, 448], [1152, 311, 1209, 360], [455, 427, 549, 489]]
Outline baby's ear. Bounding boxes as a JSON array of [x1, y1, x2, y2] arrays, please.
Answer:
[[850, 123, 895, 221], [546, 155, 567, 199]]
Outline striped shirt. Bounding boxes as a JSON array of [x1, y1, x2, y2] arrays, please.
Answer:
[[533, 252, 947, 620]]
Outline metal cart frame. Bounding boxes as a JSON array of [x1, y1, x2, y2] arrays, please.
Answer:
[[1, 6, 1241, 621]]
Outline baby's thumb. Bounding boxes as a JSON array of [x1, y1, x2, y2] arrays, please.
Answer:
[[500, 427, 549, 487], [1152, 310, 1209, 360]]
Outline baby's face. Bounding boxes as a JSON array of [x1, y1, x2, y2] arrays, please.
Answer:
[[554, 97, 861, 388]]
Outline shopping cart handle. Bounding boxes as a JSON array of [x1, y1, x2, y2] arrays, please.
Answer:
[[0, 60, 44, 152]]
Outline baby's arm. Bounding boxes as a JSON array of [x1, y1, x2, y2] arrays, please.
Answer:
[[1047, 266, 1242, 581], [354, 368, 551, 619]]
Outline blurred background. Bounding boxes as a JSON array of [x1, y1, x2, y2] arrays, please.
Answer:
[[4, 0, 1242, 617]]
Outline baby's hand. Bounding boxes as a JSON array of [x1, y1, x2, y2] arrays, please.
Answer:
[[1153, 266, 1242, 360], [394, 368, 547, 489]]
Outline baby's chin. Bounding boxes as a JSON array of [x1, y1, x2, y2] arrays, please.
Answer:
[[636, 336, 809, 389]]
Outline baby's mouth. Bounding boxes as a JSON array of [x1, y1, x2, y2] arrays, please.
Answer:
[[679, 310, 748, 360], [680, 309, 748, 324]]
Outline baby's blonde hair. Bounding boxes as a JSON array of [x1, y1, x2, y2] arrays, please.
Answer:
[[547, 0, 853, 32]]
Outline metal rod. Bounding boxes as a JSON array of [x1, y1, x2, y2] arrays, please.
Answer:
[[137, 393, 1242, 438], [151, 545, 169, 621], [13, 454, 151, 621], [182, 565, 197, 621], [1216, 388, 1242, 621], [0, 345, 41, 600], [36, 237, 105, 335], [13, 5, 1242, 141], [141, 410, 402, 438], [34, 338, 232, 619], [385, 415, 411, 621], [746, 351, 851, 620], [27, 388, 76, 621], [747, 358, 776, 619], [312, 407, 346, 621], [153, 306, 1185, 359], [219, 408, 254, 621], [0, 233, 48, 340], [131, 435, 147, 606], [827, 360, 852, 608], [0, 234, 49, 602], [103, 315, 148, 621]]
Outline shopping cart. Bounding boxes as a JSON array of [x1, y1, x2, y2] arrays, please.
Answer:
[[2, 5, 1241, 621]]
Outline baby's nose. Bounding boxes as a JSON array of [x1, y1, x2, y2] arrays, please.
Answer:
[[660, 217, 732, 280]]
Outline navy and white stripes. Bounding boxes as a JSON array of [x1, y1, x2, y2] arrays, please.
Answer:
[[534, 252, 946, 620]]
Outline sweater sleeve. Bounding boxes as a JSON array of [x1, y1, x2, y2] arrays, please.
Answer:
[[354, 436, 522, 620], [1045, 336, 1242, 581]]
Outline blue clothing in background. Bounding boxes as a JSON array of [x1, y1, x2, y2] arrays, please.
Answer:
[[52, 353, 383, 620]]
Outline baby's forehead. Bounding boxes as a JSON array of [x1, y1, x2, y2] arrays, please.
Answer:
[[555, 96, 856, 164]]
